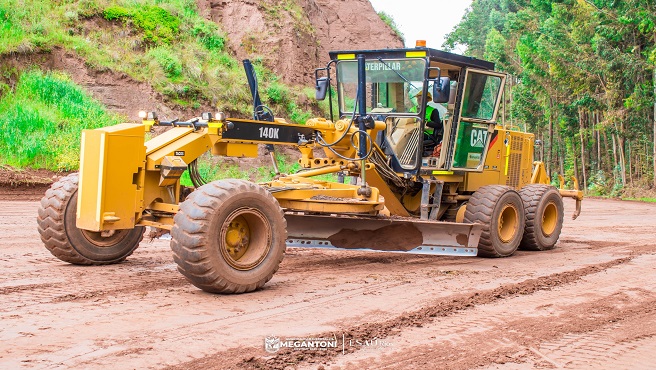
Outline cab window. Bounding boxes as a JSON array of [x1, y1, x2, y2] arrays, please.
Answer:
[[461, 73, 502, 121], [336, 58, 427, 115]]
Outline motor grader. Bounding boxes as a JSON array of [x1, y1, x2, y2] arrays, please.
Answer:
[[37, 46, 583, 294]]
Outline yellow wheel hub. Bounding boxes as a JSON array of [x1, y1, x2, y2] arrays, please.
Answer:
[[225, 216, 250, 261], [541, 202, 558, 237], [220, 208, 271, 270], [497, 204, 519, 243]]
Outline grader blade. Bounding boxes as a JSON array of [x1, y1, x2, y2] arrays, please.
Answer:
[[285, 214, 482, 256]]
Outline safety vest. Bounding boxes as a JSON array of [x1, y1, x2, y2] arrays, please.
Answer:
[[424, 105, 436, 134]]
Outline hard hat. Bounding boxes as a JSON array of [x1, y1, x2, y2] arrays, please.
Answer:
[[415, 90, 432, 100]]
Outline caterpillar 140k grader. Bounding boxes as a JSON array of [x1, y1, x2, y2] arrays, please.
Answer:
[[37, 46, 583, 293]]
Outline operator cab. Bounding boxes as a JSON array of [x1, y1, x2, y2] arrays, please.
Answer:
[[318, 47, 506, 175]]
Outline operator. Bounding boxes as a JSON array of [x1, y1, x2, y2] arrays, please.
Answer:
[[412, 91, 444, 157]]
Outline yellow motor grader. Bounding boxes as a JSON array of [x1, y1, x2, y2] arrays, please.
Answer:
[[37, 46, 582, 293]]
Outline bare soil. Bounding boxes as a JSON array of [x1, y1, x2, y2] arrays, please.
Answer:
[[0, 48, 214, 123], [0, 192, 655, 369], [0, 166, 65, 201], [202, 0, 404, 85]]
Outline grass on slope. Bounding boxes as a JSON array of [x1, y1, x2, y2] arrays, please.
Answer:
[[0, 70, 122, 170], [0, 0, 319, 121], [0, 69, 333, 180], [0, 0, 336, 172]]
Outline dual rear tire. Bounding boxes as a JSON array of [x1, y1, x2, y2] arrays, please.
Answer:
[[465, 184, 564, 258], [519, 184, 564, 251]]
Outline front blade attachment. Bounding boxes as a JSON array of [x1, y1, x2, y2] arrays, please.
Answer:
[[285, 213, 482, 257]]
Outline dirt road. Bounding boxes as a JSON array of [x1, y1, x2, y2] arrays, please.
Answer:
[[0, 197, 655, 369]]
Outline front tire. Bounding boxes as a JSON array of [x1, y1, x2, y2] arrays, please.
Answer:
[[37, 173, 145, 265], [519, 184, 564, 251], [464, 185, 525, 258], [170, 179, 287, 294]]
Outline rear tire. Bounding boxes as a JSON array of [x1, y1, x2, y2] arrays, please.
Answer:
[[464, 185, 525, 258], [37, 173, 145, 265], [519, 184, 564, 251], [170, 179, 287, 294]]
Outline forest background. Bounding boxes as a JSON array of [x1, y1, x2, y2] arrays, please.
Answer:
[[445, 0, 656, 198]]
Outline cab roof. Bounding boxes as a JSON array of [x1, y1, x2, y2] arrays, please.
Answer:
[[328, 47, 495, 71]]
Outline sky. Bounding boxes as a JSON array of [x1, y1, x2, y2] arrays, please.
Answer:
[[369, 0, 473, 53]]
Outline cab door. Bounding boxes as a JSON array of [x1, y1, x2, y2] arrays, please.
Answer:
[[448, 69, 506, 172]]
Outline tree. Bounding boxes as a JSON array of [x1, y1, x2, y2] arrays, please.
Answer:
[[445, 0, 656, 193]]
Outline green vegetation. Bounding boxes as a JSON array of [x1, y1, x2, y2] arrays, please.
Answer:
[[377, 11, 404, 43], [104, 5, 180, 45], [445, 0, 656, 196], [0, 0, 323, 173], [264, 81, 314, 123], [0, 0, 315, 118], [0, 70, 122, 170], [147, 47, 183, 78], [622, 197, 656, 203], [180, 152, 336, 186]]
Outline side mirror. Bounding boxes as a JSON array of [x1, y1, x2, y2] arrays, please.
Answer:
[[315, 77, 329, 101], [433, 77, 450, 104]]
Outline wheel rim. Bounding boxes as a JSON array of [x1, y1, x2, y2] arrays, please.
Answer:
[[220, 207, 272, 271], [455, 203, 467, 223], [497, 204, 519, 243], [541, 201, 558, 237], [80, 229, 130, 247]]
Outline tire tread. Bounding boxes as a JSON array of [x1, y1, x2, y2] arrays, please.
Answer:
[[36, 173, 144, 265], [170, 179, 287, 294], [519, 184, 564, 251], [464, 185, 524, 258]]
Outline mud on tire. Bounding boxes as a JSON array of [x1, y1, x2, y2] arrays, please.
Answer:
[[464, 185, 525, 258], [37, 173, 145, 265], [170, 179, 287, 294], [519, 184, 564, 251]]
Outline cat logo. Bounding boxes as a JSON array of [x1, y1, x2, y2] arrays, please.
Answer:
[[470, 129, 488, 148]]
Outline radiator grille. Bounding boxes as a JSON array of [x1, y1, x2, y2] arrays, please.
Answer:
[[512, 134, 523, 149], [506, 136, 523, 188]]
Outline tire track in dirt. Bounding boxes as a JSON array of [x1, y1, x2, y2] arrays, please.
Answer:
[[335, 253, 656, 370], [511, 316, 656, 369], [26, 249, 422, 368], [0, 275, 189, 312], [167, 256, 634, 370], [346, 296, 656, 370], [0, 283, 60, 295], [0, 250, 184, 312], [2, 198, 655, 369], [54, 277, 412, 369]]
